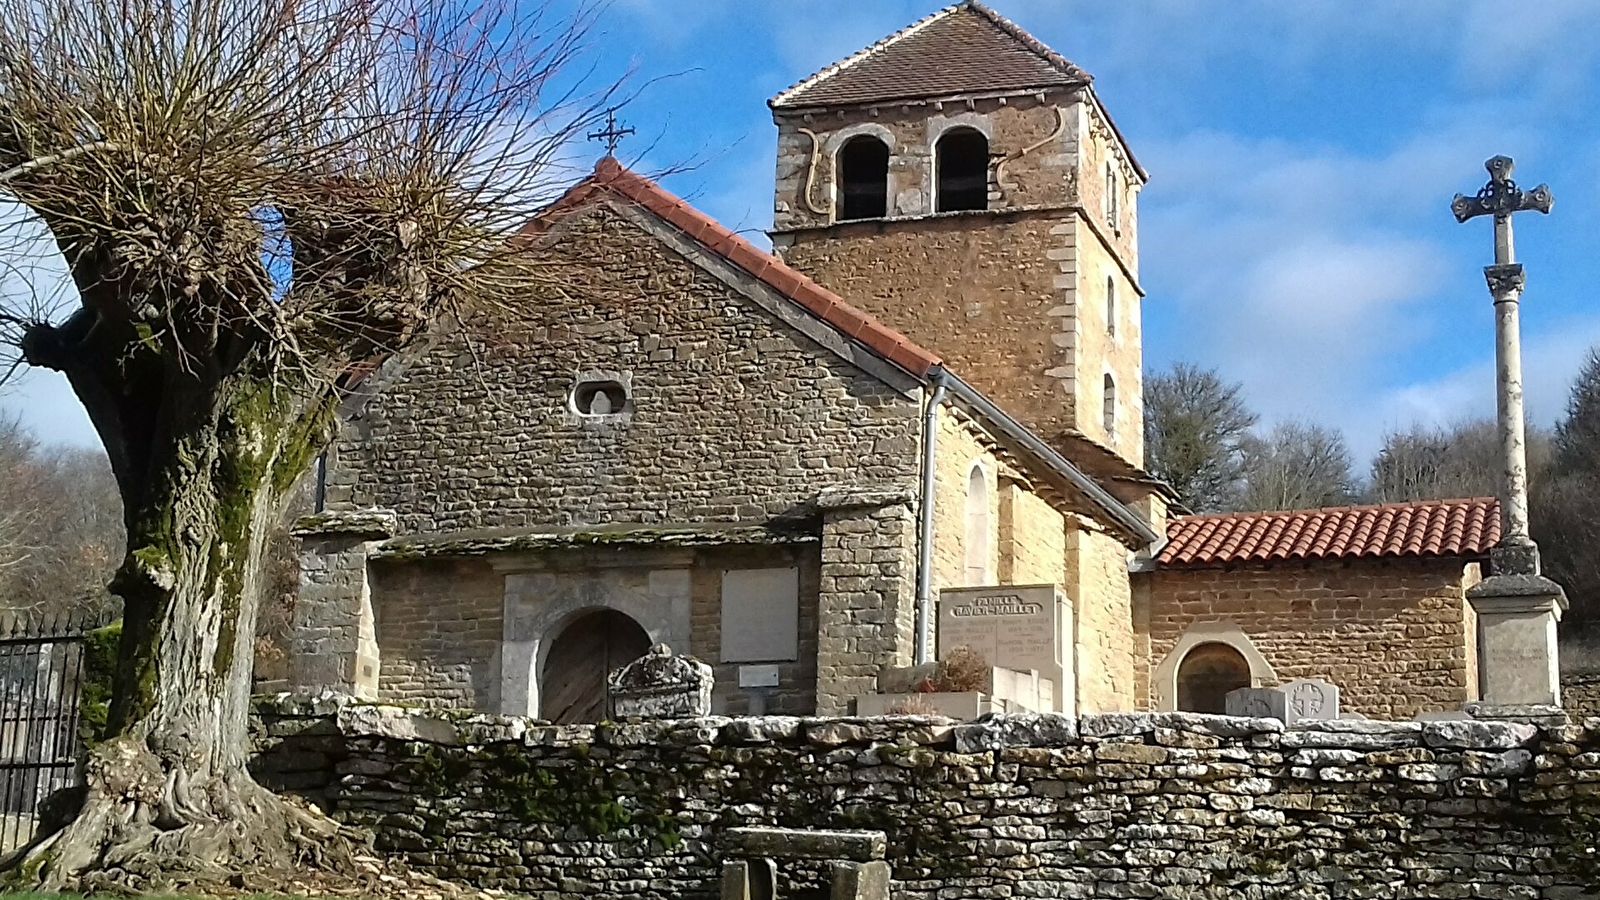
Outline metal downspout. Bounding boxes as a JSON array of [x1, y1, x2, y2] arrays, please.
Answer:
[[914, 371, 949, 665]]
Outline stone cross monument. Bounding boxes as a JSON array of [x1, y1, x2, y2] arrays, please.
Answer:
[[1452, 155, 1567, 707]]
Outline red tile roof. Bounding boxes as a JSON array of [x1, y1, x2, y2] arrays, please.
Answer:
[[519, 158, 942, 378], [771, 1, 1090, 110], [1159, 497, 1500, 566]]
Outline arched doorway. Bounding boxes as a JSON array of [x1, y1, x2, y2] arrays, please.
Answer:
[[540, 609, 652, 724], [1176, 642, 1251, 715]]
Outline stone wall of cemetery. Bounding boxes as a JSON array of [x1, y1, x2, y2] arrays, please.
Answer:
[[252, 695, 1600, 899]]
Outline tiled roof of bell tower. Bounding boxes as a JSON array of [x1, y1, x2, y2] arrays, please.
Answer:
[[770, 1, 1091, 111]]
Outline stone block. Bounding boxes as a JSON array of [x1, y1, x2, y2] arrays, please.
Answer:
[[830, 860, 890, 900], [721, 859, 775, 900], [1226, 687, 1287, 721], [724, 826, 886, 862]]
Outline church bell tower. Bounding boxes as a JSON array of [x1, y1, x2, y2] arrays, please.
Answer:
[[768, 0, 1147, 467]]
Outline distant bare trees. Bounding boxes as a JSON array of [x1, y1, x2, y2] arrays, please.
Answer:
[[0, 416, 121, 615], [1534, 351, 1600, 634], [1236, 421, 1356, 512]]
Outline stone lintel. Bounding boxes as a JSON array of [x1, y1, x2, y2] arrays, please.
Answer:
[[812, 486, 916, 512], [292, 508, 399, 539], [724, 826, 887, 862], [374, 522, 819, 561], [1462, 701, 1569, 726]]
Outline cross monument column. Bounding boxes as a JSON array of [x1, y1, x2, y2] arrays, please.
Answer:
[[1451, 155, 1567, 708]]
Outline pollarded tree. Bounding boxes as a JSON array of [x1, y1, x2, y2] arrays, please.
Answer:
[[0, 0, 614, 888]]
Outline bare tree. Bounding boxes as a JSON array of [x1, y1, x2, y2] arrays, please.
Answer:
[[0, 0, 615, 887], [1142, 362, 1258, 513], [1238, 420, 1356, 512], [0, 416, 123, 614], [1369, 418, 1550, 504]]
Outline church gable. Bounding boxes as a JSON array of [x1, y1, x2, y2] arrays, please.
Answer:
[[329, 185, 927, 535]]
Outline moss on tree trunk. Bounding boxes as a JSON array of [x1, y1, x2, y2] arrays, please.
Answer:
[[12, 366, 348, 892]]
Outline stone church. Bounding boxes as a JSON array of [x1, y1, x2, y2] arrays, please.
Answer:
[[288, 1, 1501, 724]]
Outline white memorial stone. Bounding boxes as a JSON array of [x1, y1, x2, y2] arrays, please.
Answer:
[[1283, 678, 1340, 723], [937, 584, 1072, 713], [1225, 686, 1287, 721], [720, 568, 800, 663]]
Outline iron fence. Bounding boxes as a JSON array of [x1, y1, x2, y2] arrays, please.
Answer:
[[0, 611, 104, 853]]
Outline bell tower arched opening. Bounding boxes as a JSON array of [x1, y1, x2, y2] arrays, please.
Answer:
[[837, 135, 889, 221]]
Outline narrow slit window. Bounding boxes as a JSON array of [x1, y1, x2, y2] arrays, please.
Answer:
[[936, 128, 988, 213], [1103, 373, 1116, 436], [838, 136, 890, 221], [1105, 160, 1119, 228], [1106, 275, 1116, 337], [963, 464, 990, 585]]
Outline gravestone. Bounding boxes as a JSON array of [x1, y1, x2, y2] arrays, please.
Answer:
[[1283, 678, 1339, 723], [607, 644, 713, 719], [1225, 686, 1286, 720], [937, 584, 1071, 712]]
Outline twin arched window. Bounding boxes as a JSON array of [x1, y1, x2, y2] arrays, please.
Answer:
[[833, 127, 990, 221]]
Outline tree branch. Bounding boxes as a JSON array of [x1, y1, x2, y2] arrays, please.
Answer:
[[0, 140, 121, 184]]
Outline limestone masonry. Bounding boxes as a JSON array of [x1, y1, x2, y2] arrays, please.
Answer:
[[253, 695, 1600, 899]]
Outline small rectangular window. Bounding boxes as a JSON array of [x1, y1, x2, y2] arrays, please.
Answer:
[[1106, 275, 1116, 338]]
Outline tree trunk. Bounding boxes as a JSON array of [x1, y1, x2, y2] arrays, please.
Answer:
[[10, 361, 349, 892]]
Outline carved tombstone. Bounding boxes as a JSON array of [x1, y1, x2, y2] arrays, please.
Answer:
[[607, 644, 713, 719], [1224, 686, 1287, 721], [1282, 678, 1339, 724]]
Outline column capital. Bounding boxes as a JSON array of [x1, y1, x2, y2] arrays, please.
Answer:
[[1484, 263, 1525, 298]]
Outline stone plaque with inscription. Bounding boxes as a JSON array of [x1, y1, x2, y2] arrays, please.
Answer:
[[937, 584, 1071, 713]]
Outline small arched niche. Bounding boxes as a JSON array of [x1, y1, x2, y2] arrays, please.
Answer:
[[936, 127, 988, 213], [1175, 643, 1251, 715], [1152, 622, 1276, 712], [837, 135, 889, 221]]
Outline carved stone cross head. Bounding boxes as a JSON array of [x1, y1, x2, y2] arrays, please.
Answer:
[[1452, 155, 1553, 223]]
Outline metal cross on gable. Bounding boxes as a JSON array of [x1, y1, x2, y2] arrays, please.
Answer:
[[1451, 155, 1553, 573], [587, 108, 635, 156]]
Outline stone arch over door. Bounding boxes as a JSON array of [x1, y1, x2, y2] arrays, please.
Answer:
[[497, 565, 691, 717], [539, 608, 652, 723], [1152, 622, 1275, 712]]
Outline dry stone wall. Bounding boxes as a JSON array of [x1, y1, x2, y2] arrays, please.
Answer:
[[254, 695, 1600, 899]]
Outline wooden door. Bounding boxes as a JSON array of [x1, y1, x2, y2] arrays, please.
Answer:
[[541, 610, 652, 724]]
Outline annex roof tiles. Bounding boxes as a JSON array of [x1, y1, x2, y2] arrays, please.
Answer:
[[1159, 497, 1500, 566]]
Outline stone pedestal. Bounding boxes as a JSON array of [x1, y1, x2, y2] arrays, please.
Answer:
[[289, 509, 398, 699], [1467, 571, 1566, 707]]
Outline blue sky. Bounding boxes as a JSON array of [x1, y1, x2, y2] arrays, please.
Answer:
[[6, 0, 1600, 462]]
